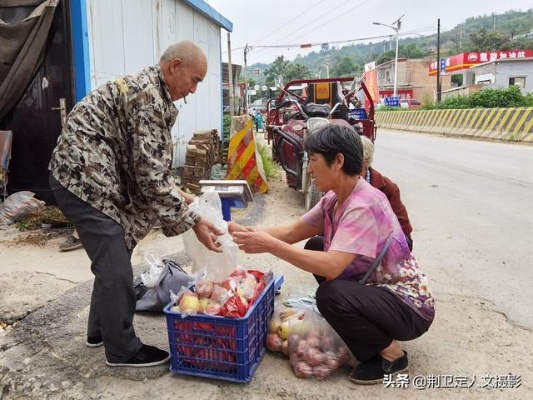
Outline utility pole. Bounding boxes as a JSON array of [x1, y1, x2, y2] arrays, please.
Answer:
[[243, 44, 250, 114], [437, 18, 441, 102], [227, 32, 235, 135]]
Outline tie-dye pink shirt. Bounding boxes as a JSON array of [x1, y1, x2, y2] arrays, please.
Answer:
[[302, 178, 435, 321]]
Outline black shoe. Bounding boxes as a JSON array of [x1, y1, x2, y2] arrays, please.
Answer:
[[86, 335, 103, 348], [59, 235, 83, 252], [106, 344, 170, 367], [349, 351, 408, 385]]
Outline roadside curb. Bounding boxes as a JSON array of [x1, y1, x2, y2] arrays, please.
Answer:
[[375, 107, 533, 143]]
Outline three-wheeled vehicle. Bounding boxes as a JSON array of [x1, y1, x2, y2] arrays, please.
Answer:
[[265, 75, 377, 210]]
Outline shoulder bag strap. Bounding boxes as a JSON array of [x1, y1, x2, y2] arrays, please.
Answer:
[[359, 233, 394, 285]]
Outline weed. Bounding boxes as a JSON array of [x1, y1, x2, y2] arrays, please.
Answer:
[[256, 142, 277, 180], [16, 206, 71, 231]]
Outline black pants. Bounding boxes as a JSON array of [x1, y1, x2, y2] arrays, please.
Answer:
[[305, 236, 431, 362], [49, 174, 141, 362]]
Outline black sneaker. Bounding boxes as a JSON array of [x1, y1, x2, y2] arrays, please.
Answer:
[[86, 335, 103, 348], [106, 344, 170, 367], [349, 351, 408, 385]]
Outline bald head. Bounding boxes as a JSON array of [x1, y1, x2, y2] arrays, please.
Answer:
[[160, 40, 206, 67], [360, 135, 374, 176], [360, 135, 374, 165], [159, 40, 208, 101]]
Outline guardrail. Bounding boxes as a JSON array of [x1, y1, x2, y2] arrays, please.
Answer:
[[375, 107, 533, 143]]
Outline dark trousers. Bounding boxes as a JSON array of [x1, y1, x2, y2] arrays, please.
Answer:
[[305, 236, 431, 362], [49, 175, 141, 362]]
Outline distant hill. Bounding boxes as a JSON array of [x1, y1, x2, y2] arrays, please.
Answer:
[[248, 8, 533, 84]]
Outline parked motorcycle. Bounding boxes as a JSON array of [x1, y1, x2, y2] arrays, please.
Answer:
[[266, 75, 377, 210]]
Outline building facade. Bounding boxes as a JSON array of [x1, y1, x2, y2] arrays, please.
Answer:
[[0, 0, 231, 202], [469, 58, 533, 93], [376, 58, 452, 103]]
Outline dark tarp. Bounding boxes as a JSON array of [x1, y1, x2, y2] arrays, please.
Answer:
[[0, 0, 58, 121]]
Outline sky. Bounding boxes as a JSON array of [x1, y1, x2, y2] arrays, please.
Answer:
[[204, 0, 533, 66]]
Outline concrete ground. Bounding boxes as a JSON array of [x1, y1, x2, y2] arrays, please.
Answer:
[[1, 165, 531, 400]]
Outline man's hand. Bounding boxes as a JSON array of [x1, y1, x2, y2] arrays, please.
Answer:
[[192, 217, 223, 252], [175, 187, 195, 205]]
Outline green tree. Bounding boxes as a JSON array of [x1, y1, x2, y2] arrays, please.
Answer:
[[263, 57, 311, 85], [401, 43, 425, 59], [376, 50, 396, 65], [264, 56, 290, 87], [449, 30, 464, 54], [331, 56, 356, 77], [508, 36, 533, 51], [284, 63, 311, 81], [468, 27, 509, 51], [375, 43, 425, 64]]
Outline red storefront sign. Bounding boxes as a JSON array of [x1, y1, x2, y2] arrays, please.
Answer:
[[429, 50, 533, 75], [378, 89, 414, 100]]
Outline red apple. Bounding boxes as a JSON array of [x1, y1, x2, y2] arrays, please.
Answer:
[[266, 332, 282, 352]]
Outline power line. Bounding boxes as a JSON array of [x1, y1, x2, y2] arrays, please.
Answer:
[[247, 29, 437, 51], [281, 0, 372, 45], [232, 27, 438, 64], [252, 0, 325, 45], [246, 0, 371, 59], [225, 27, 437, 62]]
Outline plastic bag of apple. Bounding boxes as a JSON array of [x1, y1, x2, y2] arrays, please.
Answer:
[[266, 304, 351, 380], [170, 266, 268, 318]]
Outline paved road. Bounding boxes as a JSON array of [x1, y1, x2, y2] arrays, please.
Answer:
[[373, 130, 533, 329]]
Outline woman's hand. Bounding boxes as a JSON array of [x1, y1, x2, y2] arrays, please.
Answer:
[[227, 221, 252, 235], [232, 228, 275, 254]]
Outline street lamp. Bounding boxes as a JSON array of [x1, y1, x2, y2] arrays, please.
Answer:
[[373, 15, 404, 98], [244, 44, 251, 113]]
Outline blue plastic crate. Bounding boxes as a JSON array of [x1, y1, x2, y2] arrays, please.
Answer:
[[164, 274, 284, 383]]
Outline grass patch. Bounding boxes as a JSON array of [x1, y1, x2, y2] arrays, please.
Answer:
[[256, 142, 277, 180], [16, 206, 71, 231]]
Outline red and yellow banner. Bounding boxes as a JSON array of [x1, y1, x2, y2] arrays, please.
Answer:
[[227, 117, 268, 194], [364, 61, 379, 107]]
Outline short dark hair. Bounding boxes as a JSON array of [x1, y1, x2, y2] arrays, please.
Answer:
[[304, 124, 363, 176]]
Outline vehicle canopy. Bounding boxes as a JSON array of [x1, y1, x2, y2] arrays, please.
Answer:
[[266, 75, 377, 144]]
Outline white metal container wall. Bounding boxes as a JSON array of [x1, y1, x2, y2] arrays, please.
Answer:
[[85, 0, 223, 168]]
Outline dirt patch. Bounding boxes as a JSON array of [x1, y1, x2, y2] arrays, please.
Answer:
[[11, 229, 70, 247]]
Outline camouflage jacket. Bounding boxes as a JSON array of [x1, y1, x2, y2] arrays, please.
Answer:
[[49, 65, 200, 250]]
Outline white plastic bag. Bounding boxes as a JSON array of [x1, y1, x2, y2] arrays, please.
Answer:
[[134, 258, 193, 312], [183, 191, 238, 282], [139, 255, 164, 288], [0, 191, 45, 225]]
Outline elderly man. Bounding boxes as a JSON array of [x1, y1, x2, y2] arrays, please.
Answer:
[[49, 41, 222, 367]]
